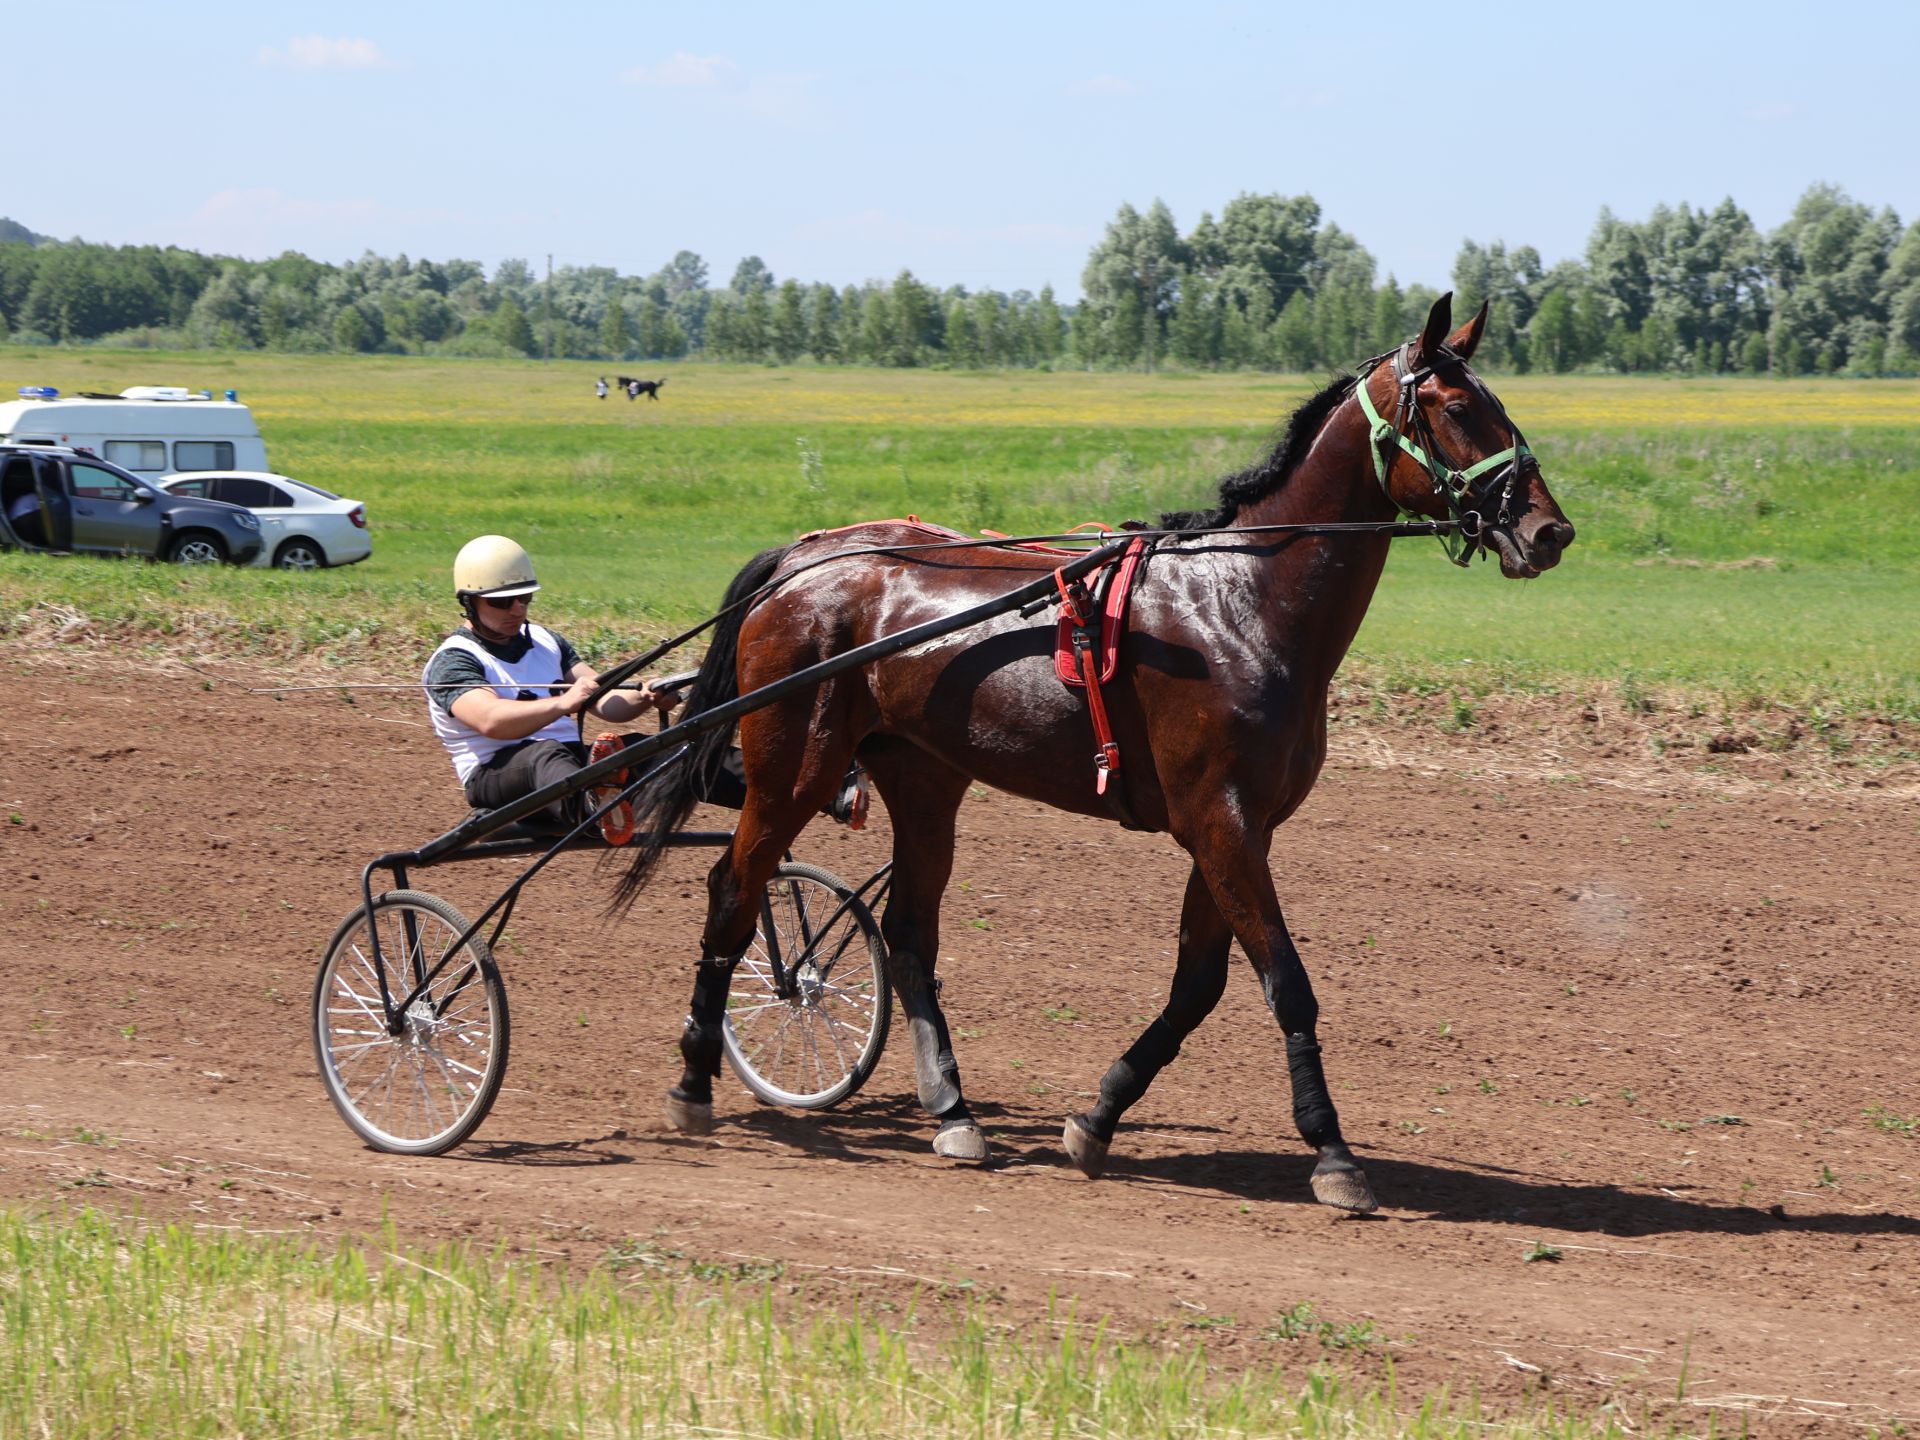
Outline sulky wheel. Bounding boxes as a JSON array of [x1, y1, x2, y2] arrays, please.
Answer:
[[723, 862, 890, 1110], [312, 890, 509, 1155]]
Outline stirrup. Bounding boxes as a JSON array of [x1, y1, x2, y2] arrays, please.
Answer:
[[588, 733, 636, 846]]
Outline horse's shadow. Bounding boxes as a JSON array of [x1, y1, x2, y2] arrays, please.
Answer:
[[1107, 1147, 1920, 1240], [458, 1111, 1920, 1241]]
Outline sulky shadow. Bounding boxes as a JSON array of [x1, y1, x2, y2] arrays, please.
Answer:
[[460, 1131, 637, 1167]]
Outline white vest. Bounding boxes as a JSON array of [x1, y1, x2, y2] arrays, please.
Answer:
[[423, 623, 578, 784]]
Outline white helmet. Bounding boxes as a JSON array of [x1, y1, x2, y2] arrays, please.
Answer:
[[453, 535, 540, 599]]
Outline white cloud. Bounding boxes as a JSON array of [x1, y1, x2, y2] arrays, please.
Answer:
[[738, 73, 827, 128], [257, 36, 397, 71], [620, 52, 738, 87], [1067, 74, 1142, 98], [619, 54, 827, 130]]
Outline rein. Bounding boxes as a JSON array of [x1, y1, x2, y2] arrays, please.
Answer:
[[1354, 341, 1531, 566], [585, 511, 1460, 708]]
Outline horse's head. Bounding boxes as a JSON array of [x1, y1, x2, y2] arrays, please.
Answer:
[[1361, 293, 1574, 578]]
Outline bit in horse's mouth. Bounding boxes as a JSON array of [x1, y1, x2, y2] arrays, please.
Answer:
[[1488, 527, 1540, 579]]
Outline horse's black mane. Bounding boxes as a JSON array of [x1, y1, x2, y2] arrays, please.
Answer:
[[1158, 371, 1358, 531]]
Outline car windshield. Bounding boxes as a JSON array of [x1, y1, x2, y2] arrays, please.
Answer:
[[280, 477, 340, 501]]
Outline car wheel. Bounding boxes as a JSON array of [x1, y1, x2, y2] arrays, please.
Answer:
[[167, 531, 227, 565], [274, 539, 326, 571]]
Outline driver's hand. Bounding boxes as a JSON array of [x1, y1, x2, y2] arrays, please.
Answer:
[[557, 674, 599, 716], [645, 680, 681, 715]]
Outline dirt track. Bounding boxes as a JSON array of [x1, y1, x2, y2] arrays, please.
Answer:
[[3, 651, 1918, 1433]]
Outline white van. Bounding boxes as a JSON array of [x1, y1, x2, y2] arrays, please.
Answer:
[[0, 385, 269, 476]]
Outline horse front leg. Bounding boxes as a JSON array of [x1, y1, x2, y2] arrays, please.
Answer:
[[865, 744, 986, 1162], [1195, 839, 1377, 1213], [1065, 862, 1230, 1177]]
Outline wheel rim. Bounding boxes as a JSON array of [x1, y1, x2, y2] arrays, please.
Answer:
[[317, 902, 502, 1149], [278, 545, 320, 570], [174, 538, 221, 564], [725, 873, 885, 1106]]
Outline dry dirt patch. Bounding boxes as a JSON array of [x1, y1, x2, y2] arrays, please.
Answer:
[[2, 653, 1917, 1433]]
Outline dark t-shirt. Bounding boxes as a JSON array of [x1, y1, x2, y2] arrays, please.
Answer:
[[423, 625, 584, 716]]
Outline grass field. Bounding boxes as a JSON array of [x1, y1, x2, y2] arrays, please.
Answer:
[[3, 348, 1917, 727], [0, 1207, 1639, 1440]]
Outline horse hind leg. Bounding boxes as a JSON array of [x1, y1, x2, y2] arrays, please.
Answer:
[[664, 746, 835, 1135], [865, 743, 987, 1162], [664, 848, 761, 1135], [1065, 863, 1230, 1178], [665, 950, 733, 1135]]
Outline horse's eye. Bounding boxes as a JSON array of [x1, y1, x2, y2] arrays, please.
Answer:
[[1444, 404, 1470, 423]]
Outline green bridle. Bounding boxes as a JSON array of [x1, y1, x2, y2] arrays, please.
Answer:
[[1354, 342, 1533, 566]]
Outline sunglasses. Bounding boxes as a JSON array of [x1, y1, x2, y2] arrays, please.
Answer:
[[480, 594, 532, 610]]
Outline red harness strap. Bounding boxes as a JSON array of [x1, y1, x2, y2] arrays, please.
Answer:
[[1053, 534, 1148, 686], [1054, 569, 1122, 794]]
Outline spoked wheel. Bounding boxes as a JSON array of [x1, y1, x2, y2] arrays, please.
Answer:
[[723, 862, 890, 1110], [312, 890, 510, 1155]]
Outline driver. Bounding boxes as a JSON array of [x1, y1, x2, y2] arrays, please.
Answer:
[[422, 534, 681, 844], [423, 535, 867, 844]]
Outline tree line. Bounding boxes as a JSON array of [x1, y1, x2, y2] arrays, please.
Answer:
[[1, 182, 1915, 375]]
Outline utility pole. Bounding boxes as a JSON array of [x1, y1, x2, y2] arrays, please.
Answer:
[[544, 253, 554, 363]]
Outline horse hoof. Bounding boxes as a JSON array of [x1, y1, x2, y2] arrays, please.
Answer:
[[664, 1094, 714, 1136], [1310, 1157, 1378, 1213], [1062, 1116, 1109, 1178], [932, 1120, 989, 1162]]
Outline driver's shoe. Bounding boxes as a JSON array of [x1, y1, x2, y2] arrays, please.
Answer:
[[587, 732, 636, 846], [827, 764, 869, 831]]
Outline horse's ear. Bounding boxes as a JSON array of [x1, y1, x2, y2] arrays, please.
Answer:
[[1446, 299, 1491, 361], [1415, 292, 1454, 365]]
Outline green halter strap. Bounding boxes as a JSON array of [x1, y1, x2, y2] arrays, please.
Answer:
[[1354, 345, 1531, 565]]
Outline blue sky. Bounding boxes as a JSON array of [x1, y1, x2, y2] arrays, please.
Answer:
[[14, 1, 1916, 297]]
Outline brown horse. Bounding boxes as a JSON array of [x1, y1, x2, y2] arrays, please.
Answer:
[[619, 294, 1574, 1211]]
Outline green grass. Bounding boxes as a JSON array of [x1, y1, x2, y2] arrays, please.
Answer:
[[0, 1207, 1655, 1439], [4, 346, 1917, 725]]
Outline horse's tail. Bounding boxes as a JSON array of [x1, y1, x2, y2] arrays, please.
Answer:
[[610, 542, 792, 913]]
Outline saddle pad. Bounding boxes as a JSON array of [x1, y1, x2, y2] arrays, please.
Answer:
[[797, 515, 972, 544], [1055, 536, 1148, 687], [796, 518, 1146, 687]]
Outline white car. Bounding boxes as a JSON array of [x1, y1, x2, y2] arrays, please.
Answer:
[[158, 470, 370, 570]]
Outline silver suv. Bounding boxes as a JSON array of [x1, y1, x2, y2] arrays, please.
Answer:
[[0, 445, 263, 564]]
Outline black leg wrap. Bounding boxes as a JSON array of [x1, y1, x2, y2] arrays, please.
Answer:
[[907, 1011, 962, 1115], [677, 957, 738, 1094], [689, 957, 737, 1019], [1286, 1031, 1343, 1149], [677, 1017, 725, 1081], [1085, 1017, 1182, 1140], [887, 949, 963, 1114]]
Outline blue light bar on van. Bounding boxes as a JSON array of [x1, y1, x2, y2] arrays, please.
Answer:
[[17, 386, 58, 399]]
